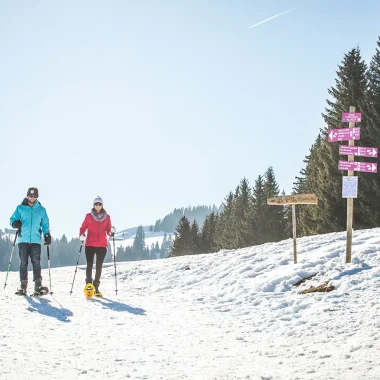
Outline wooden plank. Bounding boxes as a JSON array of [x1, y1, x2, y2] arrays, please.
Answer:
[[267, 193, 318, 205]]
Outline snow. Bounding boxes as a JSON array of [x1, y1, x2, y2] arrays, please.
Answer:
[[1, 228, 380, 379]]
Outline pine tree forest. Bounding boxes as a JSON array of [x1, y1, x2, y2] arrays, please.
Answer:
[[170, 38, 380, 257]]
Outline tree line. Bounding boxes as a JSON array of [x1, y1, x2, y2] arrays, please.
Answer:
[[0, 227, 172, 272], [170, 37, 380, 256], [170, 167, 286, 257], [115, 226, 173, 261], [153, 205, 221, 233]]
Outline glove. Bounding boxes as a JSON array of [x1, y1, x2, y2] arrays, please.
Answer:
[[44, 233, 51, 246], [80, 234, 86, 242], [110, 226, 116, 237], [12, 220, 22, 229]]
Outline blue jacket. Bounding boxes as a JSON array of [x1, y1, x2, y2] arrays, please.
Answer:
[[10, 198, 50, 244]]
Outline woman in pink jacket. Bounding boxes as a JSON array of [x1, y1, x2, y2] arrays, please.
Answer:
[[79, 196, 115, 296]]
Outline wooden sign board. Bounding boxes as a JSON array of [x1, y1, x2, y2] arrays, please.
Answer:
[[267, 194, 318, 205]]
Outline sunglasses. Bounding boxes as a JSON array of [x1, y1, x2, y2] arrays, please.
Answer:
[[94, 202, 103, 206], [28, 195, 37, 198]]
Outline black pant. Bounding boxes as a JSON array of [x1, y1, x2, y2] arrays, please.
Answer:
[[18, 243, 41, 281], [85, 246, 107, 283]]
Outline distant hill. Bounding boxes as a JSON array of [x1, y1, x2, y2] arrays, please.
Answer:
[[113, 225, 174, 249], [154, 204, 222, 233]]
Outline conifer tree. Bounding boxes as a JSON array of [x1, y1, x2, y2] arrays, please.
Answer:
[[154, 219, 161, 232], [356, 36, 380, 227], [214, 192, 236, 250], [263, 167, 286, 242], [200, 211, 218, 253], [161, 233, 173, 258], [154, 241, 160, 259], [190, 220, 201, 254], [161, 232, 167, 258], [252, 175, 267, 244], [301, 47, 368, 234], [293, 135, 325, 235], [169, 216, 193, 257], [232, 178, 254, 248], [133, 225, 146, 261]]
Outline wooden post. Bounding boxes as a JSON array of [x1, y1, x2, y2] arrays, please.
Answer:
[[346, 106, 355, 263], [267, 194, 318, 264], [292, 204, 297, 264]]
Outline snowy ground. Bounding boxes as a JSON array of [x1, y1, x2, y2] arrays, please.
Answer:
[[2, 228, 380, 379]]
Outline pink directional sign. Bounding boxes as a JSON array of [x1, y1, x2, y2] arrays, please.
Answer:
[[342, 112, 362, 122], [339, 146, 378, 158], [338, 160, 377, 173], [328, 127, 360, 142]]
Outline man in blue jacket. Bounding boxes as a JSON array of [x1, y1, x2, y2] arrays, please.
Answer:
[[10, 187, 51, 295]]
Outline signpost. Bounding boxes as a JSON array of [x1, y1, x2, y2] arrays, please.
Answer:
[[344, 107, 356, 263], [328, 107, 377, 263], [267, 194, 318, 205], [339, 146, 378, 158], [328, 127, 360, 142], [338, 161, 377, 173], [341, 112, 362, 122], [267, 194, 318, 264]]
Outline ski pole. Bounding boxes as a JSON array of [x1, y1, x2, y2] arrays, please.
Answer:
[[70, 240, 84, 294], [112, 236, 118, 296], [3, 231, 19, 289], [46, 246, 53, 294]]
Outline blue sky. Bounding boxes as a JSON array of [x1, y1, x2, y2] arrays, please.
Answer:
[[1, 0, 379, 238]]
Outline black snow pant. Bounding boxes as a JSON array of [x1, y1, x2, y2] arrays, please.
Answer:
[[85, 246, 107, 285], [18, 243, 42, 282]]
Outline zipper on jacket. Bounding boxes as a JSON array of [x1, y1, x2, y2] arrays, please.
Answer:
[[30, 207, 34, 243], [98, 220, 100, 246]]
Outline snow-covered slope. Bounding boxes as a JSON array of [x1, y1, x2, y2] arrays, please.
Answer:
[[113, 225, 174, 248], [1, 228, 380, 379]]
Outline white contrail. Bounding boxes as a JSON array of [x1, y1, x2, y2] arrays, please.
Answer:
[[248, 7, 296, 28]]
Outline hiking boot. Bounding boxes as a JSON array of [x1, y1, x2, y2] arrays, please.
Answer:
[[16, 280, 28, 295], [93, 280, 103, 297], [34, 277, 43, 292]]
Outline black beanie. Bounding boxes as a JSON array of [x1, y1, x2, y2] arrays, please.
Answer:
[[27, 187, 39, 198]]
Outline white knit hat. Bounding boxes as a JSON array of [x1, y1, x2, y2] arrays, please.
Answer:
[[93, 196, 103, 205]]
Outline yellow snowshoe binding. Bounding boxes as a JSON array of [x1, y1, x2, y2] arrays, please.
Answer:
[[94, 289, 103, 297], [84, 283, 95, 299]]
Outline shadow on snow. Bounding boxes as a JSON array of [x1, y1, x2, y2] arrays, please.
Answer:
[[91, 297, 146, 315], [332, 264, 373, 281], [25, 297, 73, 323]]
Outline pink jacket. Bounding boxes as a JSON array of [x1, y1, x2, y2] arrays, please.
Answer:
[[79, 213, 112, 248]]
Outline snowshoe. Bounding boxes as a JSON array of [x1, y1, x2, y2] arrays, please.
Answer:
[[15, 280, 28, 295], [32, 286, 49, 296], [84, 283, 95, 299], [94, 289, 103, 297], [15, 289, 27, 296]]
